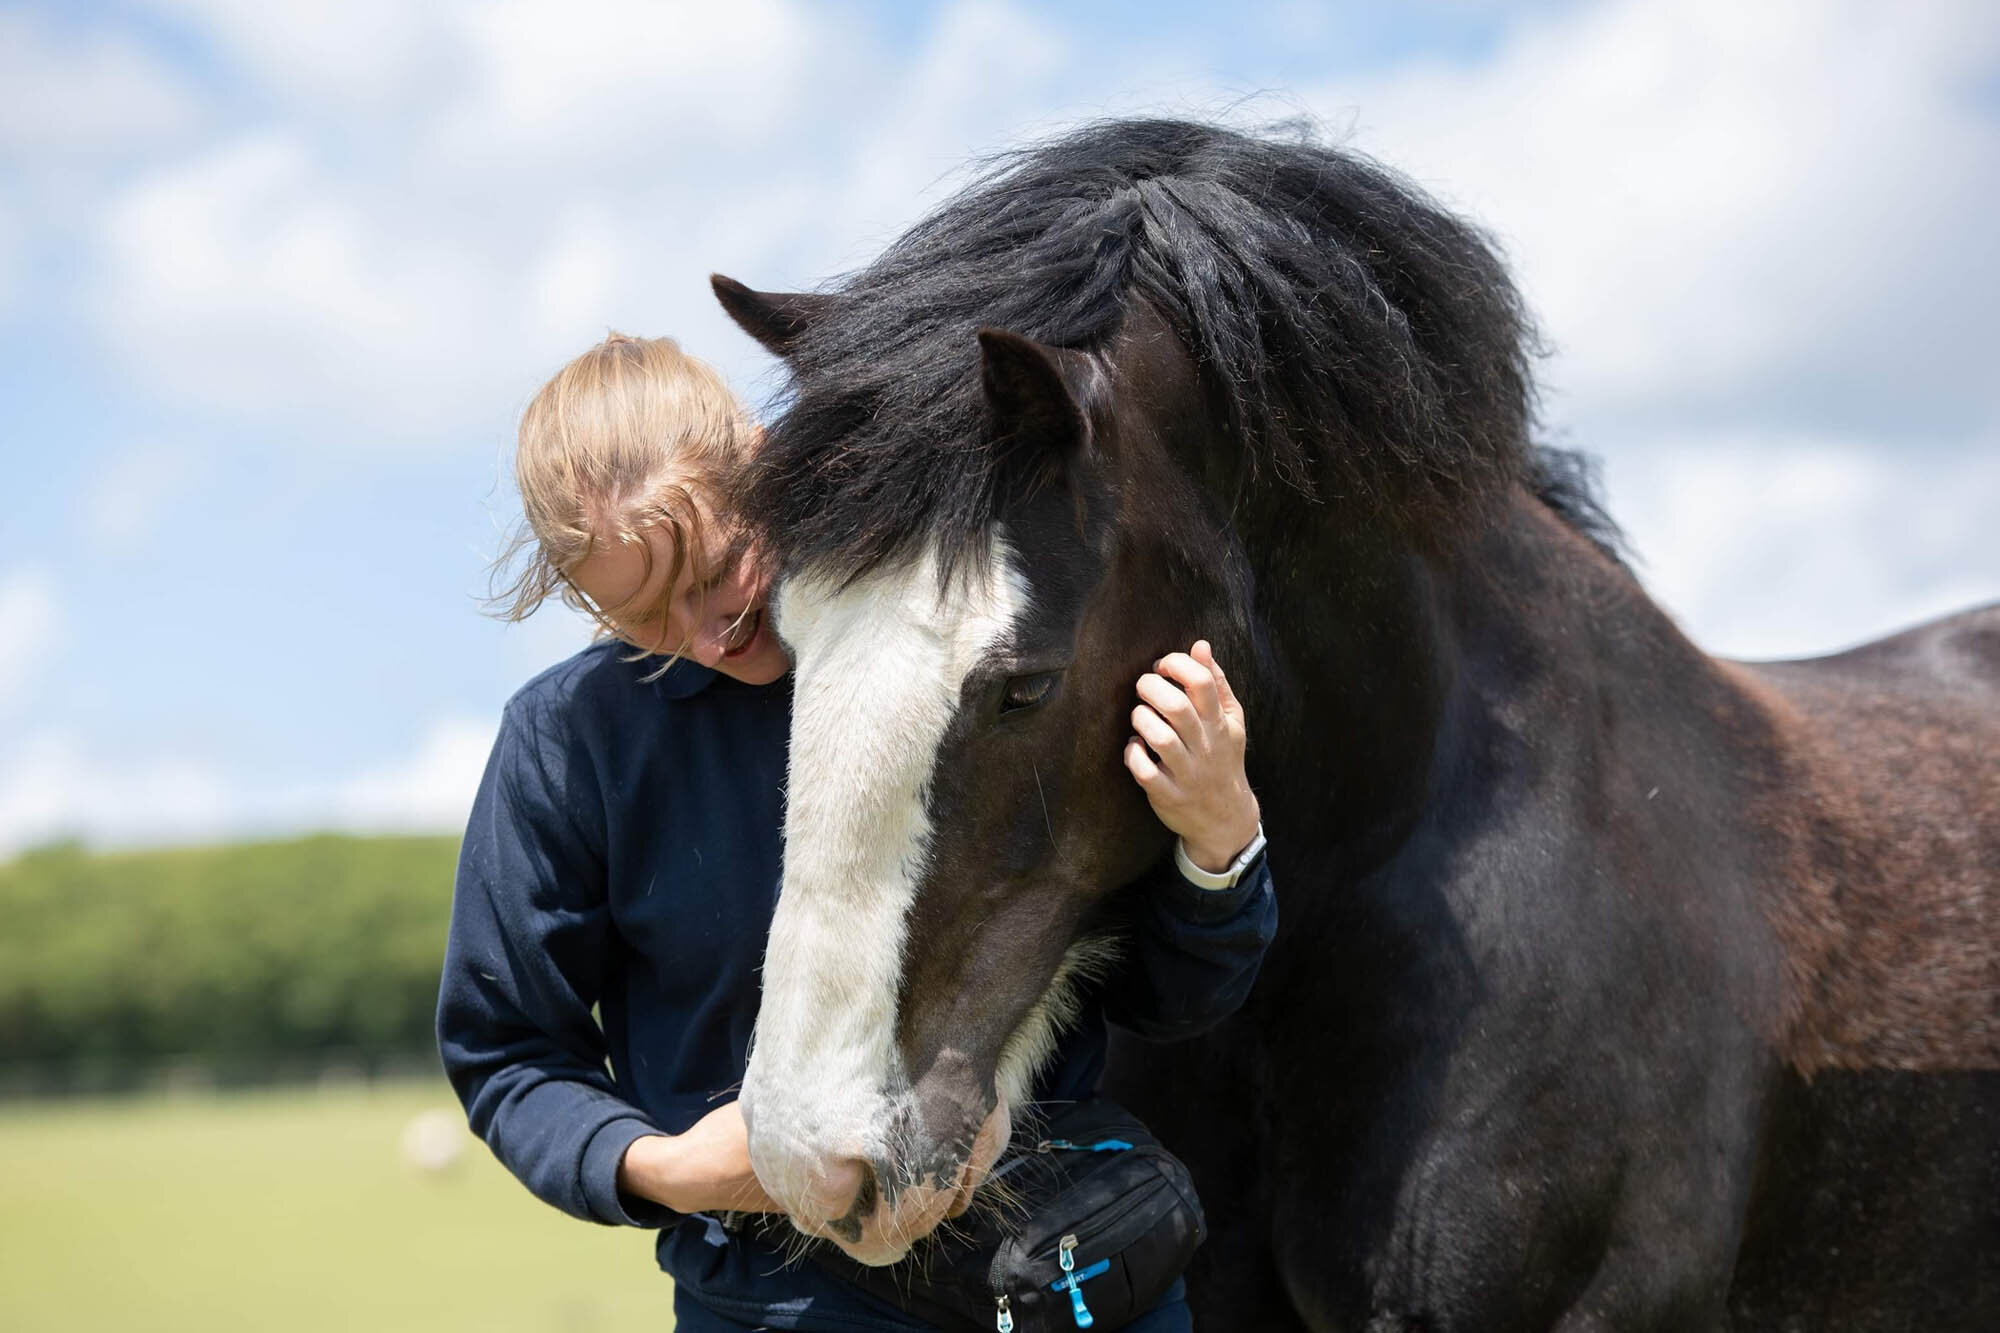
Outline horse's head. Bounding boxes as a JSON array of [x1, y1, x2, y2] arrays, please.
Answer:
[[713, 119, 1537, 1263], [714, 279, 1237, 1263]]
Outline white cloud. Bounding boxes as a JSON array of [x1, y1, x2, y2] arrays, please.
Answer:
[[81, 0, 1087, 445], [1609, 433, 2000, 658], [0, 8, 207, 316], [805, 1, 1075, 250], [0, 10, 203, 157], [430, 0, 825, 166], [527, 208, 617, 339], [332, 715, 497, 833], [0, 569, 63, 715], [0, 715, 500, 858], [85, 0, 1997, 452], [1317, 0, 2000, 432], [0, 730, 234, 859], [85, 0, 838, 441], [92, 130, 530, 438], [146, 0, 443, 113]]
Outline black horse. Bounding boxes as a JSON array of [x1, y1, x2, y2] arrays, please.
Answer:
[[714, 120, 1999, 1329]]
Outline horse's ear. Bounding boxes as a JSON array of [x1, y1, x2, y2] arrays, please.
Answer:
[[977, 328, 1097, 496], [711, 274, 833, 356]]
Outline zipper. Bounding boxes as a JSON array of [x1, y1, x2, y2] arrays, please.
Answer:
[[994, 1293, 1013, 1332], [1054, 1233, 1095, 1328], [986, 1128, 1129, 1189]]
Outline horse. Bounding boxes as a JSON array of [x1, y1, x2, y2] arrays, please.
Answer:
[[712, 119, 1999, 1329]]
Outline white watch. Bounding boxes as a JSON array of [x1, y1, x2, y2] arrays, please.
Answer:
[[1173, 824, 1267, 891]]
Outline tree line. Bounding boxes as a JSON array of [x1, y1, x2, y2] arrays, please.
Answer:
[[0, 833, 461, 1091]]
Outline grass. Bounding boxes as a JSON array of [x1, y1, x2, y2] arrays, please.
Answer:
[[0, 1078, 675, 1332]]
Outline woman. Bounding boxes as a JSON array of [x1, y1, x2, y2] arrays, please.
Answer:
[[438, 333, 1276, 1331]]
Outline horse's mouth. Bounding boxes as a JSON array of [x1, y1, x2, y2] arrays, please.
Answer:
[[800, 1096, 1011, 1264]]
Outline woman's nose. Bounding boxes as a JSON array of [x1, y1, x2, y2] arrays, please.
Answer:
[[689, 630, 727, 666]]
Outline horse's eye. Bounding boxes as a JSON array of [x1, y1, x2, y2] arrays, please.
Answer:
[[999, 671, 1061, 716]]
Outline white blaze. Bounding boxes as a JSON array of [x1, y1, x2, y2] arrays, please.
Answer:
[[743, 537, 1027, 1211]]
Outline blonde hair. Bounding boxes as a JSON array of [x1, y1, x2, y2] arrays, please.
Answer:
[[490, 332, 757, 655]]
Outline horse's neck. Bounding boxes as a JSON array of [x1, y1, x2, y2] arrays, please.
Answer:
[[1239, 510, 1461, 871], [1244, 487, 1718, 869]]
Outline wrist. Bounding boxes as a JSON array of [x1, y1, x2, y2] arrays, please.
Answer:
[[618, 1133, 684, 1211], [1183, 836, 1252, 874], [1183, 806, 1262, 874]]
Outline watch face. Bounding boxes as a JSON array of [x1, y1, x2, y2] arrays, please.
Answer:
[[1223, 829, 1268, 885]]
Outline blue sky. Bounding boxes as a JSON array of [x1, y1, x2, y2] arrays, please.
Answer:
[[2, 0, 1996, 854]]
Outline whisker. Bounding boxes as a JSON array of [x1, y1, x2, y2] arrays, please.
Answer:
[[1032, 762, 1057, 850]]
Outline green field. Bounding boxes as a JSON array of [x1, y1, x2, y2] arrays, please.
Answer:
[[0, 1079, 676, 1332]]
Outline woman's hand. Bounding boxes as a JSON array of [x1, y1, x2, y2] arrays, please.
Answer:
[[1123, 639, 1262, 873], [617, 1100, 783, 1215]]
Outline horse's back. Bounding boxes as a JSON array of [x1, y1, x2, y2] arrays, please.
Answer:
[[1745, 600, 2000, 704]]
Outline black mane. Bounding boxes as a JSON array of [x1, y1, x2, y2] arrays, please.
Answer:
[[746, 118, 1611, 581]]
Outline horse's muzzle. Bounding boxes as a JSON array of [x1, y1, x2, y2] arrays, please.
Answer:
[[774, 1096, 1012, 1266]]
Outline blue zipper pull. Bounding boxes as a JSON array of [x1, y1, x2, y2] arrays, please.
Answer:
[[1058, 1234, 1094, 1328], [994, 1293, 1014, 1332]]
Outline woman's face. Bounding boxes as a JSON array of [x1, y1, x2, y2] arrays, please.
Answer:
[[569, 506, 791, 686]]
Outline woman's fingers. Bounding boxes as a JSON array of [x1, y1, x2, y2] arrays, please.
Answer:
[[1154, 651, 1221, 721], [1124, 735, 1175, 790], [1192, 639, 1243, 718], [1135, 672, 1202, 747], [1132, 704, 1184, 765]]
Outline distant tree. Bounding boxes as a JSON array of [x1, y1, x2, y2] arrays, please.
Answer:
[[0, 834, 460, 1083]]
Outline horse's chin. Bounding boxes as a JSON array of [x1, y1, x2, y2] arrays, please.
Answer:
[[953, 1093, 1013, 1214], [825, 1231, 915, 1268]]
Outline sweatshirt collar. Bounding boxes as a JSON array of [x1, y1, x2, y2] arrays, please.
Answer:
[[648, 657, 793, 700], [652, 657, 719, 699]]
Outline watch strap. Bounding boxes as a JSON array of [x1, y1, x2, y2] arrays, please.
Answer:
[[1173, 824, 1267, 891]]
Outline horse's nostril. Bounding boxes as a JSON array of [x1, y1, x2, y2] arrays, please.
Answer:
[[807, 1155, 876, 1227], [853, 1160, 880, 1216]]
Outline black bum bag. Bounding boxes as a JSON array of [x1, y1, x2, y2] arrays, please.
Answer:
[[804, 1098, 1206, 1331]]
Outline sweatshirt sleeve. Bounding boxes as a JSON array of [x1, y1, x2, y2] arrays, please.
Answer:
[[1099, 843, 1278, 1042], [435, 698, 673, 1229]]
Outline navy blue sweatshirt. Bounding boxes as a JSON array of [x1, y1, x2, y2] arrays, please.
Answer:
[[437, 641, 1275, 1331]]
